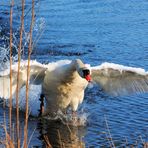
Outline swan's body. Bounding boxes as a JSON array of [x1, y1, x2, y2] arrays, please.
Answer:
[[42, 60, 88, 115], [0, 59, 148, 116]]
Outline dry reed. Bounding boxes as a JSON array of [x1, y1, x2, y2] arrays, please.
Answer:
[[57, 130, 63, 148], [9, 0, 14, 138], [3, 1, 147, 148], [15, 0, 25, 147], [23, 0, 34, 147], [43, 135, 53, 148], [104, 116, 116, 148], [3, 111, 14, 148]]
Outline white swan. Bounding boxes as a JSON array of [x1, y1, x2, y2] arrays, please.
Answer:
[[0, 59, 148, 116]]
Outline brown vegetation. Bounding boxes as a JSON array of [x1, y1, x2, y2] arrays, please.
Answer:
[[0, 0, 147, 148]]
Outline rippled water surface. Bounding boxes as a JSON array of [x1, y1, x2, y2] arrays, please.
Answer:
[[0, 0, 148, 147]]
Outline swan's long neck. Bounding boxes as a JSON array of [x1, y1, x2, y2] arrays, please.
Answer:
[[71, 59, 85, 71], [54, 59, 85, 84]]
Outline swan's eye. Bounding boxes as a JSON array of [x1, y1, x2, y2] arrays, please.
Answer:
[[82, 69, 91, 82], [82, 69, 90, 77]]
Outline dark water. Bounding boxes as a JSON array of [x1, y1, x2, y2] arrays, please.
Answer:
[[0, 0, 148, 147]]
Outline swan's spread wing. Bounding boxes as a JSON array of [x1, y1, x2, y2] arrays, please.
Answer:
[[0, 60, 47, 98], [91, 62, 148, 96], [28, 65, 47, 85]]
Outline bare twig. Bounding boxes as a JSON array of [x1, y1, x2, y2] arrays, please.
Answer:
[[124, 137, 128, 146], [139, 135, 144, 145], [2, 77, 5, 108], [3, 112, 14, 148], [43, 135, 52, 148], [9, 0, 14, 137], [3, 113, 8, 148], [57, 130, 63, 148], [16, 0, 25, 147], [23, 0, 34, 147], [104, 116, 116, 148], [105, 132, 113, 148], [27, 127, 36, 146]]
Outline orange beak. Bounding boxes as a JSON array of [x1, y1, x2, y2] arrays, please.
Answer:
[[85, 75, 91, 82]]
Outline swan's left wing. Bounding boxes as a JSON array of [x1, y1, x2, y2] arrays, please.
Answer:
[[0, 60, 48, 98], [91, 62, 148, 96]]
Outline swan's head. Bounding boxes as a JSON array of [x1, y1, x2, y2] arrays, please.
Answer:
[[73, 59, 91, 82], [79, 68, 91, 82]]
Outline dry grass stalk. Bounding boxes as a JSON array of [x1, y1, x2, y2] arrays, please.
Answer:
[[66, 123, 72, 135], [105, 132, 113, 148], [124, 137, 128, 146], [15, 0, 25, 147], [144, 142, 148, 148], [2, 74, 6, 109], [139, 135, 144, 145], [104, 116, 116, 148], [12, 123, 15, 144], [3, 129, 14, 148], [9, 0, 14, 137], [57, 130, 63, 148], [3, 112, 14, 148], [27, 127, 36, 146], [43, 135, 52, 148], [23, 0, 34, 147], [3, 113, 8, 147], [5, 132, 15, 148]]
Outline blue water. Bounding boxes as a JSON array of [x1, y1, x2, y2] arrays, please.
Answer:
[[0, 0, 148, 147]]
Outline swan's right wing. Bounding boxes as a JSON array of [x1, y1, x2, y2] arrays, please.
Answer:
[[26, 65, 47, 85], [0, 73, 16, 98], [91, 62, 148, 96], [0, 60, 48, 98]]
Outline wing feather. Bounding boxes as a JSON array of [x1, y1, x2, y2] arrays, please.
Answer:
[[0, 60, 47, 98], [91, 62, 148, 96]]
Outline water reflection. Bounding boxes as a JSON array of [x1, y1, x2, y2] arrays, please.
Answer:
[[38, 119, 86, 148]]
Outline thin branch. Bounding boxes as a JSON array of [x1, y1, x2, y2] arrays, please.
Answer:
[[57, 130, 63, 148], [23, 0, 34, 147], [3, 113, 8, 148], [43, 135, 52, 148], [16, 0, 25, 147], [27, 127, 36, 146], [104, 116, 116, 148], [139, 135, 144, 145], [9, 0, 14, 137]]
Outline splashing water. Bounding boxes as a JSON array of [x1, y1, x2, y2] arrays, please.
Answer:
[[3, 82, 88, 126], [28, 17, 46, 50], [44, 110, 89, 127], [0, 0, 46, 69], [0, 16, 46, 70]]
